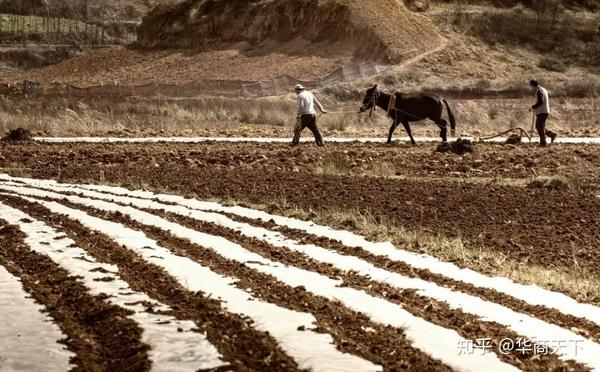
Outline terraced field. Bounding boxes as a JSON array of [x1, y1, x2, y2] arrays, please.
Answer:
[[1, 140, 600, 371]]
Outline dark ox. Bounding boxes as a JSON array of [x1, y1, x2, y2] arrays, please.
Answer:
[[360, 84, 456, 144]]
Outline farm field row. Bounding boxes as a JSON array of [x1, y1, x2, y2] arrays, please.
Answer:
[[1, 140, 600, 370], [1, 173, 600, 371]]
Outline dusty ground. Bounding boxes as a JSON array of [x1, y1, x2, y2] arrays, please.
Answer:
[[1, 140, 599, 277], [1, 0, 442, 88], [2, 46, 350, 87], [2, 139, 600, 370]]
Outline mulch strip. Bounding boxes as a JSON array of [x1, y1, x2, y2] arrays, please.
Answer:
[[0, 214, 150, 372], [0, 194, 298, 372], [5, 185, 591, 369], [66, 200, 453, 371], [44, 191, 582, 371], [2, 142, 600, 278], [152, 210, 586, 371], [225, 211, 600, 343]]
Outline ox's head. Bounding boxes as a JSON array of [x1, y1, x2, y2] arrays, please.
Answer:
[[359, 84, 379, 113]]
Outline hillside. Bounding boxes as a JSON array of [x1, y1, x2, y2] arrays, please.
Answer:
[[0, 0, 161, 20], [2, 0, 598, 99], [138, 0, 443, 64], [3, 0, 444, 88], [0, 0, 165, 77]]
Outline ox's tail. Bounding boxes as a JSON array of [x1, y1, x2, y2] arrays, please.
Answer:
[[443, 99, 456, 136]]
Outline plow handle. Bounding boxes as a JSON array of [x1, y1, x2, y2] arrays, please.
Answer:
[[530, 111, 535, 143]]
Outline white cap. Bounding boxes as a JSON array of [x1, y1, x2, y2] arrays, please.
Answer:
[[294, 84, 305, 91]]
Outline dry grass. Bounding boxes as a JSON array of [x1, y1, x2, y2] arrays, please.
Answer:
[[532, 160, 591, 193], [329, 74, 599, 137], [364, 161, 396, 178], [451, 100, 532, 135], [527, 177, 581, 193], [0, 166, 32, 178], [447, 97, 599, 137], [324, 116, 349, 132], [0, 94, 597, 137], [316, 157, 398, 178], [0, 96, 294, 136], [316, 152, 352, 175], [0, 95, 382, 136]]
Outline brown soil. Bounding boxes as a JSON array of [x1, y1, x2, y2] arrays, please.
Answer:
[[5, 46, 348, 87], [435, 138, 474, 155], [2, 140, 600, 369], [3, 0, 443, 90], [230, 211, 600, 341], [139, 0, 442, 64], [1, 193, 451, 370], [506, 134, 523, 144], [5, 194, 589, 370], [0, 219, 150, 371], [71, 203, 455, 371], [0, 194, 300, 371], [1, 141, 599, 285], [151, 210, 584, 371]]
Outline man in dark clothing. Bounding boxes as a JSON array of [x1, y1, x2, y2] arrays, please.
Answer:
[[530, 79, 557, 146]]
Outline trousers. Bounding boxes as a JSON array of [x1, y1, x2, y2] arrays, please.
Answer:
[[535, 113, 555, 145], [292, 114, 324, 146]]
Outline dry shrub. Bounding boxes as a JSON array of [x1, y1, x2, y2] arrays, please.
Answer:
[[527, 176, 583, 193], [1, 127, 33, 141], [325, 116, 348, 131], [318, 152, 352, 174], [537, 57, 566, 73], [469, 7, 599, 70]]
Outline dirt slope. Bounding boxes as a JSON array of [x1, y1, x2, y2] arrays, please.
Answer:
[[139, 0, 442, 63], [7, 46, 346, 86], [5, 0, 443, 87]]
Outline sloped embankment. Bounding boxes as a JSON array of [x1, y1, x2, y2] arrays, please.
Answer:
[[3, 0, 443, 92], [138, 0, 443, 64]]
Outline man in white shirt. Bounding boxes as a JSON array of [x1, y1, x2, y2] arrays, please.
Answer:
[[530, 79, 557, 146], [292, 84, 327, 146]]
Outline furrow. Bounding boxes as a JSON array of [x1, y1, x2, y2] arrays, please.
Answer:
[[0, 238, 74, 372], [0, 216, 151, 371], [3, 181, 596, 368], [0, 193, 380, 372], [114, 207, 587, 372], [0, 184, 520, 372], [0, 194, 300, 372], [0, 200, 227, 372], [65, 200, 454, 371], [226, 211, 600, 343], [45, 178, 600, 327]]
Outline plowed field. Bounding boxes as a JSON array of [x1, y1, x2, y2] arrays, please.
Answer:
[[1, 140, 600, 371]]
